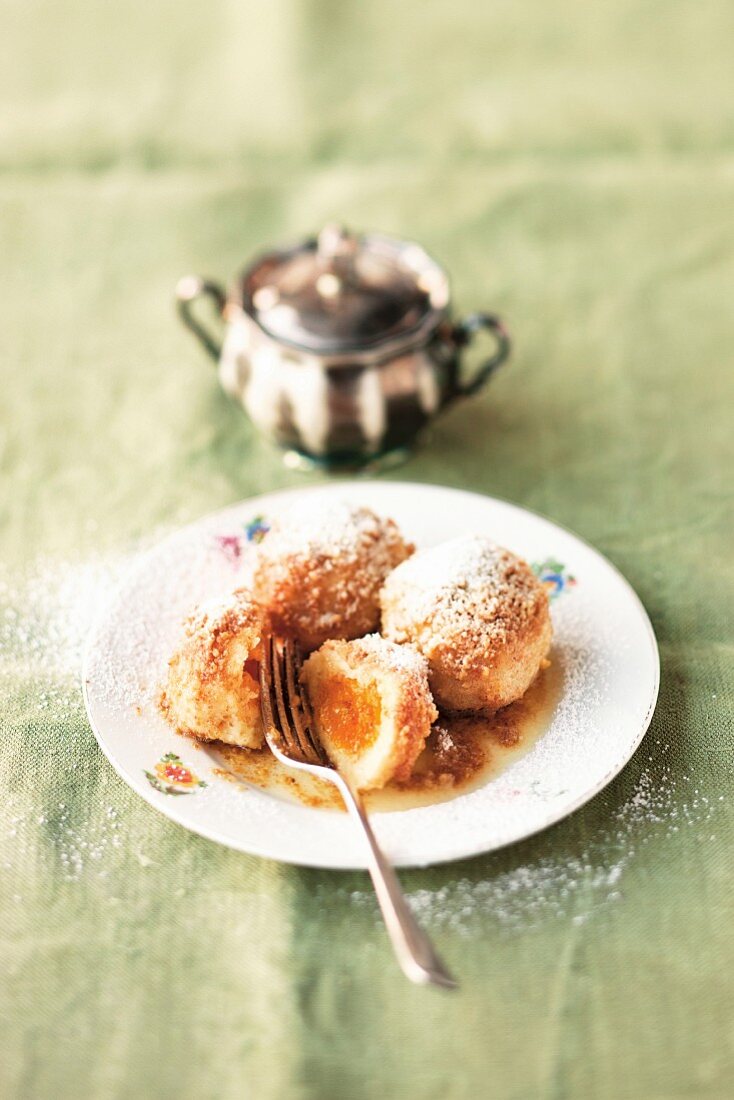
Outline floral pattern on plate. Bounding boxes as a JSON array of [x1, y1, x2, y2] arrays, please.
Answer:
[[145, 753, 207, 796], [214, 514, 270, 564], [532, 558, 577, 600]]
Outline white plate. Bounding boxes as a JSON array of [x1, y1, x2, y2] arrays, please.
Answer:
[[83, 482, 659, 869]]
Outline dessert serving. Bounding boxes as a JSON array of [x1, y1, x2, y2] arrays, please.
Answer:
[[84, 481, 660, 867], [160, 501, 553, 799]]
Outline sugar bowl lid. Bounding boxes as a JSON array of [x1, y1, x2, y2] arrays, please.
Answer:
[[239, 225, 450, 354]]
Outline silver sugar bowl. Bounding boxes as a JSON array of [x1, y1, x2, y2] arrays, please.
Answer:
[[176, 225, 510, 467]]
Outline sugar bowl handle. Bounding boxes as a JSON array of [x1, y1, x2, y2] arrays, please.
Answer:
[[176, 275, 227, 361], [451, 312, 510, 399]]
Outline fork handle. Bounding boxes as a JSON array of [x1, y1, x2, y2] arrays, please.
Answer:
[[336, 778, 458, 990]]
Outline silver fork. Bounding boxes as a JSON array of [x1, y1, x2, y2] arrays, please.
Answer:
[[259, 635, 458, 990]]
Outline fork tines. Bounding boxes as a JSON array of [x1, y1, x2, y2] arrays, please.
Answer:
[[260, 635, 326, 767]]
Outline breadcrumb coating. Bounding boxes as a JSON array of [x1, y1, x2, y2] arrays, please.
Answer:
[[380, 535, 552, 712], [161, 588, 268, 748], [253, 501, 413, 651]]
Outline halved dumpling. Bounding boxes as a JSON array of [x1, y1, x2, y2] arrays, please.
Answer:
[[301, 635, 437, 791], [161, 588, 268, 749]]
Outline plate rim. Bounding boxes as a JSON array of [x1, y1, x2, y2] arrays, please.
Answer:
[[81, 480, 660, 870]]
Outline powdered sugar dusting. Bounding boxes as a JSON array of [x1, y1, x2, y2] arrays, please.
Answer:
[[86, 522, 260, 721], [258, 499, 401, 560], [381, 534, 548, 658], [346, 632, 430, 676], [317, 741, 721, 934], [388, 534, 518, 591], [0, 555, 126, 684], [1, 550, 152, 890]]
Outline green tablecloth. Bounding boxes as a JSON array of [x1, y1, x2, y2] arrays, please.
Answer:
[[2, 2, 732, 1097]]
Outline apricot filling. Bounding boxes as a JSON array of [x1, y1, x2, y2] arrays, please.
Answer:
[[243, 658, 260, 688], [310, 674, 382, 756]]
